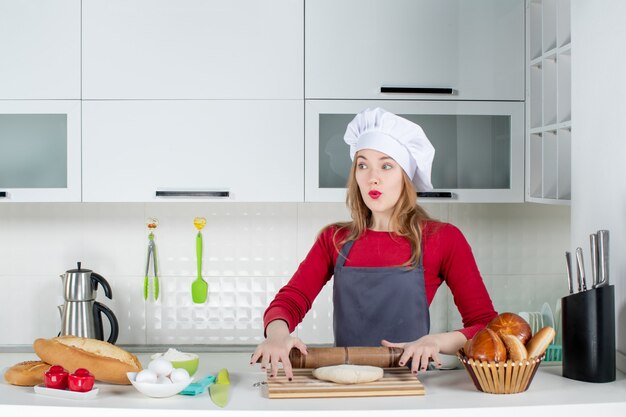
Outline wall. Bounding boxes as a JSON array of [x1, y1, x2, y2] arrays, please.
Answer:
[[572, 0, 626, 372], [0, 202, 569, 348]]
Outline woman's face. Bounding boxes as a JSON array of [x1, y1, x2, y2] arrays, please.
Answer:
[[354, 148, 405, 219]]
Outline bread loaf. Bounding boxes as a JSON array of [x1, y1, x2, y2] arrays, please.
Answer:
[[466, 328, 507, 363], [487, 312, 532, 345], [526, 326, 556, 359], [500, 334, 528, 361], [33, 336, 142, 385], [3, 360, 50, 386]]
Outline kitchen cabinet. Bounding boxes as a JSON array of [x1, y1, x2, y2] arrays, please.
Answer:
[[305, 100, 524, 203], [0, 100, 81, 202], [82, 100, 303, 202], [305, 0, 524, 101], [82, 0, 303, 100], [526, 0, 572, 204], [0, 0, 80, 99]]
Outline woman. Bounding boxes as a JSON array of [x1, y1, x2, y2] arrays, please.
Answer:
[[251, 108, 497, 380]]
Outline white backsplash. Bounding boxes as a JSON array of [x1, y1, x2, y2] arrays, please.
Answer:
[[0, 202, 570, 346]]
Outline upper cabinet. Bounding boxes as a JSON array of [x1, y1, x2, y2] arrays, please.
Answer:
[[306, 100, 524, 203], [0, 100, 81, 202], [526, 0, 571, 204], [0, 0, 80, 99], [82, 100, 303, 202], [305, 0, 525, 101], [82, 0, 303, 100]]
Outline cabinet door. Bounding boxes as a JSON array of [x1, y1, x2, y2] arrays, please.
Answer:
[[305, 100, 524, 203], [82, 0, 303, 100], [306, 0, 524, 101], [0, 101, 81, 202], [0, 0, 80, 99], [83, 100, 303, 202]]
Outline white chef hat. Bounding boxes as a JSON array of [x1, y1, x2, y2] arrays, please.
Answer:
[[343, 107, 435, 191]]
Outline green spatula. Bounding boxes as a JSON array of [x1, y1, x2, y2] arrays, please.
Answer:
[[192, 217, 208, 303]]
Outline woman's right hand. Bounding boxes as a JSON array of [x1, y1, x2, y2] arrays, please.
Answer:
[[250, 320, 307, 381]]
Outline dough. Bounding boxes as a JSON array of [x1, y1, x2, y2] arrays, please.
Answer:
[[312, 364, 384, 384]]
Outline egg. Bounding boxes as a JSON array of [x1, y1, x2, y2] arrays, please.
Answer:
[[169, 368, 190, 383], [157, 375, 173, 384], [148, 358, 173, 377], [135, 369, 158, 384]]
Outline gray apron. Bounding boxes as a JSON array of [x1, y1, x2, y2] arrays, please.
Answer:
[[333, 239, 430, 347]]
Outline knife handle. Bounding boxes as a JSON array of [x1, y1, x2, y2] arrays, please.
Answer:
[[283, 347, 404, 368], [590, 234, 599, 288], [575, 247, 587, 291], [597, 230, 609, 287], [565, 251, 574, 294]]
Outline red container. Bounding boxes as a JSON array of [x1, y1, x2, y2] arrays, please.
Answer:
[[68, 368, 95, 392], [44, 365, 69, 390]]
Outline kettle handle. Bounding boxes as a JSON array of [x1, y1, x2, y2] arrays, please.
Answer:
[[91, 272, 113, 299], [93, 302, 119, 344]]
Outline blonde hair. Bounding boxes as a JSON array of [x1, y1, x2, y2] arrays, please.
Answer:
[[328, 157, 434, 268]]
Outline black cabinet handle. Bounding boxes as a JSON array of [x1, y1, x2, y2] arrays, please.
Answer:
[[381, 87, 454, 95], [0, 191, 6, 198], [417, 192, 453, 198], [155, 190, 230, 198]]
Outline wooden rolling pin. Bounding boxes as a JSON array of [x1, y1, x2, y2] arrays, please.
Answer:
[[256, 347, 404, 368]]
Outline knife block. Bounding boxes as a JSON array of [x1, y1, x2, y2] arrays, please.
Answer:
[[561, 285, 616, 383]]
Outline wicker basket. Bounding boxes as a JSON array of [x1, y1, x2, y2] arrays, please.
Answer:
[[457, 349, 544, 394]]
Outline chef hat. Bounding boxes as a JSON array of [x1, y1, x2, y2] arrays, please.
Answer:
[[343, 107, 435, 191]]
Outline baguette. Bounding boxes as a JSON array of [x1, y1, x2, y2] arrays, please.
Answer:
[[33, 336, 142, 384], [3, 360, 50, 386]]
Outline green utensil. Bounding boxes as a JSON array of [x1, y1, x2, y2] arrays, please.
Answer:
[[209, 368, 230, 407], [153, 241, 159, 300], [144, 218, 159, 301], [191, 217, 208, 303], [143, 275, 148, 300], [144, 234, 151, 301]]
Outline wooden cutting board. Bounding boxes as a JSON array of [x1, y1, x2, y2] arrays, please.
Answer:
[[266, 367, 425, 399]]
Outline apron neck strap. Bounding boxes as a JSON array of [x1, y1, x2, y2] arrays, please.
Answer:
[[336, 240, 355, 268]]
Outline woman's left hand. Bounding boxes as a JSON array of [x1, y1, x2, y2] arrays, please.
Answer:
[[381, 336, 443, 374]]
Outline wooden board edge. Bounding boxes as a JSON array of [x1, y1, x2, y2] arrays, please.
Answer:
[[268, 388, 426, 399]]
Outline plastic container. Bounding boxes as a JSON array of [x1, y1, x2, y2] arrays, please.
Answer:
[[544, 344, 562, 362]]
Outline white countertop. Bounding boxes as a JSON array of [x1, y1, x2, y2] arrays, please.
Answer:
[[2, 352, 625, 417]]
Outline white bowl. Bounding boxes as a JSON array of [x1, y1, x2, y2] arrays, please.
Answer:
[[127, 372, 193, 398]]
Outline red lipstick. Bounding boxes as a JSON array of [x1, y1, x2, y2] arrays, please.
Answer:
[[368, 190, 382, 199]]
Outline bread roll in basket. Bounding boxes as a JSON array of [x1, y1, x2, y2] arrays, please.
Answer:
[[457, 348, 543, 394], [458, 314, 555, 394]]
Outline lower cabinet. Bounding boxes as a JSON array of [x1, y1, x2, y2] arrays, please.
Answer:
[[82, 100, 304, 202]]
